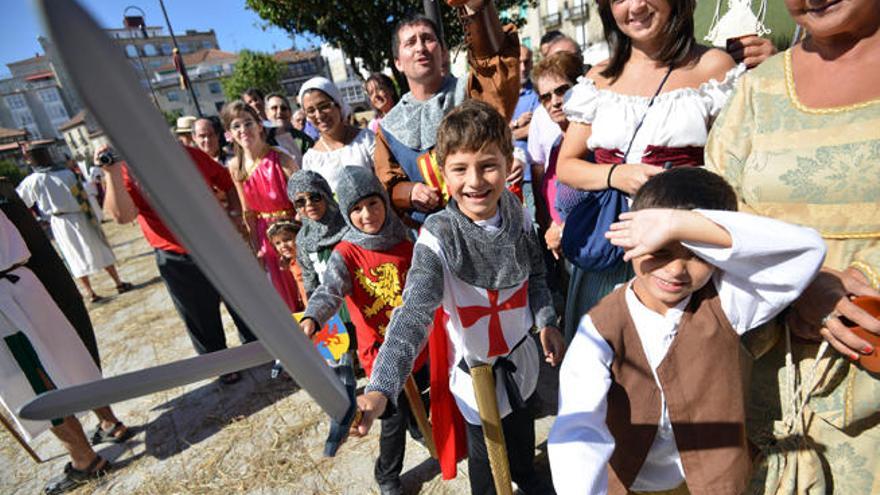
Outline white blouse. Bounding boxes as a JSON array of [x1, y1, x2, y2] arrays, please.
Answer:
[[563, 65, 745, 164], [302, 128, 376, 191]]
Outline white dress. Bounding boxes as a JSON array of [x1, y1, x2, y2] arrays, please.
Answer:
[[16, 169, 115, 278], [0, 211, 102, 440], [563, 65, 746, 164], [302, 128, 376, 192]]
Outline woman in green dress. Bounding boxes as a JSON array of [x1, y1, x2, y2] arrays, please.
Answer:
[[705, 0, 880, 491]]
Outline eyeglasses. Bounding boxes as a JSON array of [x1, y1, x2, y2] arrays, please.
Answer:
[[304, 101, 336, 117], [229, 119, 257, 133], [293, 193, 324, 209], [538, 84, 572, 105]]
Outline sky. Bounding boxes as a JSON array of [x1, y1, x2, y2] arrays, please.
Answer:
[[0, 0, 319, 76]]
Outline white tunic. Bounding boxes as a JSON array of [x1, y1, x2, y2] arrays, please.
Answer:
[[417, 210, 540, 425], [302, 128, 376, 192], [563, 65, 746, 164], [16, 169, 115, 277], [0, 211, 102, 440], [547, 210, 826, 494]]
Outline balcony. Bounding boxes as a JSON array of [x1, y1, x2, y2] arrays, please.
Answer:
[[542, 12, 561, 28], [566, 4, 588, 21]]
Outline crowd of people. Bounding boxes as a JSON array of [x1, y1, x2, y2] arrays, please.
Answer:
[[2, 0, 878, 493]]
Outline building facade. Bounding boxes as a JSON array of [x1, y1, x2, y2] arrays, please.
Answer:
[[274, 49, 331, 101], [153, 48, 237, 117]]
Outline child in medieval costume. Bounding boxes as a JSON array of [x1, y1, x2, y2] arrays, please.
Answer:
[[16, 144, 132, 303], [354, 101, 565, 494], [299, 166, 429, 494], [266, 221, 307, 312], [547, 168, 826, 495], [286, 170, 355, 456]]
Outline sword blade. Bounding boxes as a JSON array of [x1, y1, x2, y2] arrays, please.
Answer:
[[19, 343, 273, 420], [28, 0, 349, 422]]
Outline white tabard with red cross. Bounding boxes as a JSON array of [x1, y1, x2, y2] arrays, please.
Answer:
[[418, 229, 540, 425]]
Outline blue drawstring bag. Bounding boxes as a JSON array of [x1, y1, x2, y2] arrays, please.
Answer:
[[557, 182, 627, 272]]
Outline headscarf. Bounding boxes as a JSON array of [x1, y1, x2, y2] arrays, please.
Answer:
[[287, 170, 348, 252], [423, 189, 532, 290], [334, 166, 408, 251], [298, 77, 351, 120]]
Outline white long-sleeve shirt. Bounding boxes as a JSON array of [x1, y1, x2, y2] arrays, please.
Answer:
[[548, 209, 826, 494]]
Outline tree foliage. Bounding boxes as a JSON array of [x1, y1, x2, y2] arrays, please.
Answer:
[[221, 49, 284, 101], [245, 1, 535, 81], [0, 159, 26, 186]]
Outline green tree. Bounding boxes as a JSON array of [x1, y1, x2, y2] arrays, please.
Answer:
[[221, 49, 284, 101], [245, 0, 535, 88], [162, 109, 183, 128], [0, 159, 26, 186]]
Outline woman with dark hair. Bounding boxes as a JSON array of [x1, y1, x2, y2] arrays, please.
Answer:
[[298, 77, 375, 191], [221, 100, 303, 313], [555, 0, 744, 340], [364, 73, 399, 134]]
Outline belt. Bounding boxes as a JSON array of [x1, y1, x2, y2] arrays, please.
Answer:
[[457, 334, 531, 410], [0, 262, 26, 283], [255, 209, 294, 220]]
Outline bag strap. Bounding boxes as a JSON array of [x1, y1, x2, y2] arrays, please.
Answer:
[[622, 66, 674, 161]]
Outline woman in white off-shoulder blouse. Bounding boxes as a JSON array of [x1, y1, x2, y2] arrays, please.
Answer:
[[554, 0, 745, 343]]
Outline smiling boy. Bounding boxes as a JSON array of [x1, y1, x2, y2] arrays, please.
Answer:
[[547, 168, 826, 495], [354, 101, 564, 494]]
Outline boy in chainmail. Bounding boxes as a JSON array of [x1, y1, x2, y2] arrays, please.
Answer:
[[299, 166, 429, 495], [353, 100, 566, 494]]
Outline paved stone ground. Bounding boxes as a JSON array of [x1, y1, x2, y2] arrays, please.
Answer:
[[0, 221, 560, 494]]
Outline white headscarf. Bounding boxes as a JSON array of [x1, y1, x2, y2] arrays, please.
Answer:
[[298, 77, 351, 120]]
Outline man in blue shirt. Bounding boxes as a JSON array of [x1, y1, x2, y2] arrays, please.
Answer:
[[510, 44, 539, 214]]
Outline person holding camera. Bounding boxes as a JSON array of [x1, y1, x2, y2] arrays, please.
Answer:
[[16, 143, 132, 304], [97, 143, 256, 384]]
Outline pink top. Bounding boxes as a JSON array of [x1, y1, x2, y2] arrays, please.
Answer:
[[541, 137, 563, 224], [243, 149, 294, 214]]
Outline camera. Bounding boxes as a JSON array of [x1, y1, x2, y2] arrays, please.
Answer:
[[97, 149, 117, 166]]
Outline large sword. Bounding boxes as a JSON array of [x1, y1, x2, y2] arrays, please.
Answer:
[[20, 0, 350, 423]]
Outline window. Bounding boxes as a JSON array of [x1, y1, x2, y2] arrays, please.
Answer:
[[209, 82, 222, 94], [143, 43, 158, 56], [150, 60, 163, 69], [38, 88, 60, 103], [178, 42, 191, 54], [162, 43, 173, 55], [167, 90, 180, 102], [125, 45, 139, 58], [201, 40, 213, 50], [4, 94, 27, 110]]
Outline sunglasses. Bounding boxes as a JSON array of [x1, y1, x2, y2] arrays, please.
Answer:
[[538, 84, 571, 105], [294, 193, 324, 209]]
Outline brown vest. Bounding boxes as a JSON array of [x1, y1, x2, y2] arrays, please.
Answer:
[[589, 283, 750, 495]]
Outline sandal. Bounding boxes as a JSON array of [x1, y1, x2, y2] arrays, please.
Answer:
[[44, 455, 110, 494], [89, 421, 133, 445], [219, 371, 241, 385], [89, 294, 105, 304], [115, 282, 134, 294]]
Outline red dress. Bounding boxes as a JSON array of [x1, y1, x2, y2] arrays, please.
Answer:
[[243, 149, 302, 311]]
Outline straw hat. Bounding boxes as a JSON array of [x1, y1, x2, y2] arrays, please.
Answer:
[[174, 115, 197, 134]]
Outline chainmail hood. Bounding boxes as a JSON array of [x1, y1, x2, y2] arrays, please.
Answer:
[[334, 166, 408, 250], [287, 170, 348, 252], [378, 75, 467, 151]]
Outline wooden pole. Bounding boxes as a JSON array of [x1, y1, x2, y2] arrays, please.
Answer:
[[0, 412, 42, 463], [402, 374, 437, 459]]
